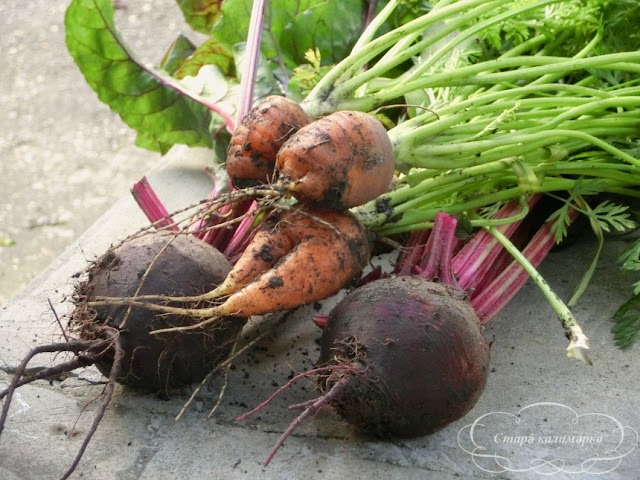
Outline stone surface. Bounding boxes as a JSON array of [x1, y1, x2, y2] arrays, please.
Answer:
[[0, 0, 206, 305]]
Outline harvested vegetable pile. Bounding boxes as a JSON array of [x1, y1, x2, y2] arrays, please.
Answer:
[[3, 0, 640, 474]]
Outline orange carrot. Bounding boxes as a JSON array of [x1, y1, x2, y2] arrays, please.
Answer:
[[212, 220, 294, 297], [216, 208, 371, 316], [227, 96, 311, 187], [276, 110, 395, 209]]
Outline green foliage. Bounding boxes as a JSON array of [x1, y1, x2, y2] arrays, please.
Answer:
[[546, 179, 607, 243], [612, 293, 640, 349], [599, 0, 640, 54], [174, 36, 235, 79], [470, 0, 607, 58], [64, 0, 372, 154], [278, 0, 365, 65], [619, 236, 640, 274], [548, 190, 634, 245], [211, 0, 367, 76], [161, 34, 197, 76], [608, 202, 640, 348], [65, 0, 215, 154], [289, 48, 333, 100], [589, 200, 635, 233]]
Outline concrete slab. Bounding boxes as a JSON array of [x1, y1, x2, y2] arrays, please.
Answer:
[[1, 150, 639, 479]]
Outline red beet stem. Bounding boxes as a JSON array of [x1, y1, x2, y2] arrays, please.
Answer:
[[452, 196, 540, 291], [416, 211, 459, 286], [223, 200, 259, 258], [188, 171, 228, 238], [471, 207, 579, 323], [312, 314, 329, 329], [394, 228, 430, 275], [131, 177, 179, 231], [236, 0, 266, 123]]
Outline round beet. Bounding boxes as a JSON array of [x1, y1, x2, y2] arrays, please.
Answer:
[[318, 276, 490, 437], [239, 275, 491, 466], [1, 233, 247, 478], [73, 233, 246, 394]]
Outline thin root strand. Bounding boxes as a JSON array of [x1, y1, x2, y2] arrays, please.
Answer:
[[0, 339, 109, 439], [60, 336, 124, 480], [262, 375, 351, 467], [0, 357, 94, 401], [236, 365, 351, 422]]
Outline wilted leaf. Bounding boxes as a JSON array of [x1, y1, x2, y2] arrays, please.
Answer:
[[176, 0, 224, 34], [161, 34, 197, 75]]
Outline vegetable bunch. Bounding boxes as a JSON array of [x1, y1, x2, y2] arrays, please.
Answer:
[[64, 0, 640, 354]]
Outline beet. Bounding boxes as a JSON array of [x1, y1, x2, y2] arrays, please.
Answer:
[[74, 233, 246, 393], [240, 274, 490, 465], [318, 275, 490, 437], [1, 233, 247, 479]]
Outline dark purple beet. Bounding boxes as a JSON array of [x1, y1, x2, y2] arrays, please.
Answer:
[[1, 233, 247, 479], [318, 275, 490, 437], [73, 233, 246, 394], [244, 275, 491, 466]]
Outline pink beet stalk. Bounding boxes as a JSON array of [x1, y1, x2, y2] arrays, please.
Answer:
[[130, 177, 179, 231], [188, 170, 229, 238], [453, 196, 540, 292], [416, 211, 459, 287], [471, 208, 579, 323], [395, 228, 430, 276], [236, 0, 267, 123], [223, 200, 260, 259]]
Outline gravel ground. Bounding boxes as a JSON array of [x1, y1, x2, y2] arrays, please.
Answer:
[[0, 1, 206, 304]]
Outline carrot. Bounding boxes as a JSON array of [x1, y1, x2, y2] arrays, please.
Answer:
[[217, 208, 371, 315], [209, 217, 295, 297], [91, 208, 372, 330], [90, 105, 393, 326], [276, 110, 395, 210], [227, 95, 311, 187]]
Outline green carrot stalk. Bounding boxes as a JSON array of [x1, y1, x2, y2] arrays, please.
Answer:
[[452, 196, 540, 292], [472, 208, 591, 365]]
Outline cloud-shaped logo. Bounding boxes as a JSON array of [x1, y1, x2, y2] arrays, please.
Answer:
[[458, 402, 638, 475]]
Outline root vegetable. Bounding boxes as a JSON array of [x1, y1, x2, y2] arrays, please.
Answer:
[[316, 276, 490, 437], [216, 208, 372, 315], [77, 233, 245, 392], [240, 275, 490, 465], [238, 212, 490, 465], [226, 97, 395, 210], [0, 234, 246, 479], [227, 95, 311, 187], [276, 110, 395, 210]]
